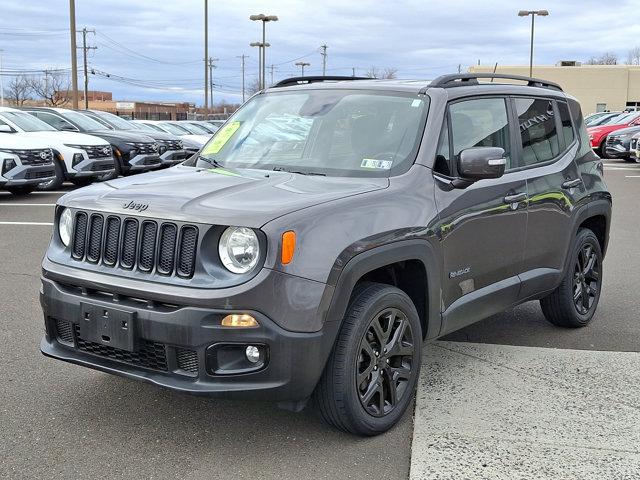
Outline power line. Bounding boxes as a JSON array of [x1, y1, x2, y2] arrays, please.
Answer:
[[95, 31, 200, 65]]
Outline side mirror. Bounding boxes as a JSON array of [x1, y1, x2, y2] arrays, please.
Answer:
[[458, 147, 506, 181], [59, 124, 77, 131], [0, 124, 14, 133]]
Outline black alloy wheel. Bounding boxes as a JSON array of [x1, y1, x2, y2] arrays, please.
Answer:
[[573, 243, 600, 315], [356, 308, 415, 417]]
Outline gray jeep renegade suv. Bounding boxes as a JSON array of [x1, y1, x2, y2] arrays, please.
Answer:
[[40, 73, 611, 436]]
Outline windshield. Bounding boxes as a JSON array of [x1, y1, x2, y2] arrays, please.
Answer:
[[175, 122, 208, 135], [160, 122, 191, 135], [92, 111, 135, 130], [604, 112, 638, 125], [187, 89, 429, 177], [62, 110, 107, 131], [189, 122, 216, 134], [133, 122, 159, 133], [0, 111, 57, 132]]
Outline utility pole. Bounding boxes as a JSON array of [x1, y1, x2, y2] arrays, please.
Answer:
[[204, 0, 208, 110], [295, 61, 310, 76], [208, 57, 218, 110], [237, 54, 248, 102], [352, 67, 356, 77], [269, 64, 275, 86], [0, 50, 4, 107], [79, 27, 96, 109], [320, 44, 328, 76], [69, 0, 78, 108]]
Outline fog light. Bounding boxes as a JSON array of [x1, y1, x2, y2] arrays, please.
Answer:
[[221, 314, 259, 328], [72, 153, 84, 167], [245, 345, 261, 363], [2, 158, 16, 176]]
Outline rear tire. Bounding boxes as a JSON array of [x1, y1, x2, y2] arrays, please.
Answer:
[[70, 177, 94, 187], [540, 228, 603, 328], [315, 282, 422, 436], [6, 185, 36, 195]]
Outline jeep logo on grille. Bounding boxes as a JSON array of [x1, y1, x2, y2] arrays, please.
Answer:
[[102, 147, 111, 155], [123, 201, 149, 212]]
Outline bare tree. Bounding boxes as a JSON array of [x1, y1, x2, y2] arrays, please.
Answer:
[[30, 71, 71, 106], [246, 77, 261, 96], [6, 75, 33, 106], [365, 66, 398, 79], [586, 52, 618, 65], [627, 46, 640, 65]]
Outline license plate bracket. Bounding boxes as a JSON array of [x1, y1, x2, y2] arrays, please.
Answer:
[[79, 302, 137, 352]]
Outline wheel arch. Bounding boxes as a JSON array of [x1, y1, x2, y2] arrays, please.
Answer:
[[322, 240, 442, 340]]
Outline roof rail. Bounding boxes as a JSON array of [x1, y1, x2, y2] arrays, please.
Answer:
[[271, 76, 369, 88], [425, 73, 563, 92]]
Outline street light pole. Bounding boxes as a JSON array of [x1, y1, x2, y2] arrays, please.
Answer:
[[237, 54, 248, 102], [250, 14, 278, 89], [295, 61, 310, 76], [204, 0, 209, 110], [69, 0, 79, 109], [518, 9, 549, 77], [250, 42, 269, 89], [0, 50, 4, 107]]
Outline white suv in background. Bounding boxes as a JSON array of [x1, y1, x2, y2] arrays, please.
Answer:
[[0, 107, 115, 190], [0, 131, 55, 195]]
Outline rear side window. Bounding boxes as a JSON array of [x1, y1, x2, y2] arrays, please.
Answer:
[[515, 98, 560, 166], [449, 98, 511, 168], [558, 102, 575, 147]]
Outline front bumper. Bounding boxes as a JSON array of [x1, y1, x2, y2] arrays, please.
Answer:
[[159, 149, 190, 165], [604, 143, 631, 158], [69, 156, 116, 178], [39, 266, 338, 402], [126, 153, 162, 171], [0, 163, 55, 187]]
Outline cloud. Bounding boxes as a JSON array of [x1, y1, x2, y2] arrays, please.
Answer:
[[1, 0, 638, 105]]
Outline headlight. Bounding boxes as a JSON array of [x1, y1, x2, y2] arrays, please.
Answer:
[[218, 226, 260, 274], [59, 208, 73, 247]]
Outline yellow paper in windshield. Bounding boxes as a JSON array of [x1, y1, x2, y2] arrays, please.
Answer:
[[202, 121, 241, 155]]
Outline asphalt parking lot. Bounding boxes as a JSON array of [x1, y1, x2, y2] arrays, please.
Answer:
[[0, 160, 638, 479]]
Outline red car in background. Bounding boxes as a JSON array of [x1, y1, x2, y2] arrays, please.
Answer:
[[587, 112, 640, 156]]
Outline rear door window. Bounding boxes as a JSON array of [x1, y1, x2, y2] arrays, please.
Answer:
[[557, 102, 575, 147], [514, 98, 560, 166]]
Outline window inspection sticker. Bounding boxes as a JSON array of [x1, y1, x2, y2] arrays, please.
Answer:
[[361, 158, 393, 170], [411, 99, 422, 107], [202, 121, 241, 155]]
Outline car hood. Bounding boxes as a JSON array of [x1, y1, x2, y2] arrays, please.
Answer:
[[27, 131, 110, 146], [131, 130, 177, 142], [607, 125, 640, 137], [588, 124, 628, 137], [58, 164, 389, 228], [0, 132, 53, 149], [86, 129, 156, 143]]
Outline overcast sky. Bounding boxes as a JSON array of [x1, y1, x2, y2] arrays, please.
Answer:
[[1, 0, 638, 106]]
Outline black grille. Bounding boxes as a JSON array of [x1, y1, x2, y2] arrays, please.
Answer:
[[73, 324, 168, 371], [130, 142, 159, 155], [103, 217, 120, 266], [25, 169, 55, 179], [142, 156, 161, 165], [72, 212, 88, 259], [86, 214, 104, 263], [157, 224, 177, 274], [84, 145, 112, 159], [55, 319, 74, 344], [70, 211, 198, 278], [120, 219, 138, 269], [90, 161, 115, 171], [160, 140, 182, 151], [177, 226, 198, 277], [176, 348, 199, 373], [12, 148, 53, 165]]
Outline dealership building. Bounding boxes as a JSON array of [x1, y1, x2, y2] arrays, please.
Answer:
[[469, 63, 640, 115]]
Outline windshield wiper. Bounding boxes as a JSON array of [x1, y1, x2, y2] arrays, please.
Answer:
[[272, 166, 326, 176], [198, 155, 223, 169]]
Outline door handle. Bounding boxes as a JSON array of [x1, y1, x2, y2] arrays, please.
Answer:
[[561, 178, 583, 189], [503, 192, 527, 204]]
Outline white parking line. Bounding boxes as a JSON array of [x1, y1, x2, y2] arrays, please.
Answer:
[[0, 221, 53, 226], [604, 166, 639, 171], [625, 175, 640, 178], [0, 203, 56, 207]]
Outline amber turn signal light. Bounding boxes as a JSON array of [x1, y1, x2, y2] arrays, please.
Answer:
[[221, 314, 259, 328], [281, 230, 296, 265]]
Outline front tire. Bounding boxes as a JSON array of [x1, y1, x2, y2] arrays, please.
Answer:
[[97, 159, 122, 181], [37, 159, 65, 191], [315, 282, 422, 436], [6, 185, 36, 195], [540, 228, 603, 328]]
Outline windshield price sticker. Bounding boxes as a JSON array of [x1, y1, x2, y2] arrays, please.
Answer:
[[202, 121, 241, 155], [361, 158, 393, 170]]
